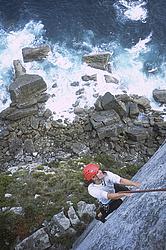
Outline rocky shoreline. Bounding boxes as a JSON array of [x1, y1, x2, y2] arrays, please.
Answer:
[[0, 49, 166, 170]]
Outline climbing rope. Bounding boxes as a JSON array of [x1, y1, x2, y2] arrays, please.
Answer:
[[119, 188, 166, 194]]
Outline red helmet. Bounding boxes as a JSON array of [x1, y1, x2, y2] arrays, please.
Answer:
[[83, 163, 99, 181]]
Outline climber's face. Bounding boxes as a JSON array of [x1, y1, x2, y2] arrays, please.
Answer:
[[92, 169, 105, 182]]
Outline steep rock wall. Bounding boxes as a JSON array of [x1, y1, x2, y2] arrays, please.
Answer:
[[74, 141, 166, 250]]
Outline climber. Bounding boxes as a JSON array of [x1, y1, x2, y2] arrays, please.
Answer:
[[83, 163, 141, 223]]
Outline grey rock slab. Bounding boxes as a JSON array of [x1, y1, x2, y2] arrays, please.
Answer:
[[22, 45, 51, 63], [15, 228, 51, 250]]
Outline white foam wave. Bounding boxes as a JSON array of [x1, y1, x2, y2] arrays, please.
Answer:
[[115, 0, 148, 23]]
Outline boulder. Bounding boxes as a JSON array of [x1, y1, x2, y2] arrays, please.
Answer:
[[90, 110, 124, 139], [68, 206, 80, 226], [127, 102, 139, 118], [52, 211, 71, 231], [0, 106, 38, 121], [125, 126, 149, 141], [9, 74, 47, 107], [153, 89, 166, 104], [15, 228, 51, 250], [13, 60, 26, 78], [95, 92, 127, 118], [133, 96, 151, 110], [90, 110, 121, 129], [22, 45, 51, 63], [71, 142, 90, 156], [104, 75, 119, 84], [81, 74, 97, 81], [82, 53, 111, 70], [77, 201, 96, 218], [23, 139, 34, 154], [9, 136, 22, 155]]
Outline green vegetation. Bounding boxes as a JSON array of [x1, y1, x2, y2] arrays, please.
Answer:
[[0, 154, 141, 249]]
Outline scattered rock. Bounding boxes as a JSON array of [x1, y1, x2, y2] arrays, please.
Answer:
[[104, 74, 119, 84], [82, 53, 111, 70], [153, 89, 166, 104], [22, 45, 51, 63], [82, 74, 97, 81]]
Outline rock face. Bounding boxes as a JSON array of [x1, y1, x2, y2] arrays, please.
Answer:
[[73, 142, 166, 250]]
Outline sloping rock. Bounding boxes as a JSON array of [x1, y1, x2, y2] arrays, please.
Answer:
[[82, 53, 111, 70], [15, 228, 51, 250], [73, 142, 166, 250], [153, 89, 166, 104], [22, 45, 51, 62], [9, 74, 47, 107], [0, 106, 38, 121]]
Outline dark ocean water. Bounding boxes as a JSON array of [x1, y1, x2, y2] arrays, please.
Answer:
[[0, 0, 166, 49], [0, 0, 165, 121]]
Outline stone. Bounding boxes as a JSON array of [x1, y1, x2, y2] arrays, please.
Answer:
[[9, 74, 47, 107], [15, 228, 51, 250], [10, 207, 23, 215], [13, 60, 26, 78], [43, 109, 52, 119], [128, 102, 139, 117], [52, 211, 71, 231], [22, 45, 51, 63], [9, 136, 22, 156], [90, 110, 121, 129], [82, 53, 111, 70], [81, 74, 97, 81], [77, 201, 96, 218], [68, 206, 80, 226], [99, 92, 127, 118], [104, 75, 119, 84], [90, 110, 124, 139], [70, 81, 79, 86], [153, 89, 166, 104], [133, 96, 151, 110], [71, 142, 90, 156], [23, 139, 34, 154], [125, 126, 149, 141], [0, 106, 38, 121]]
